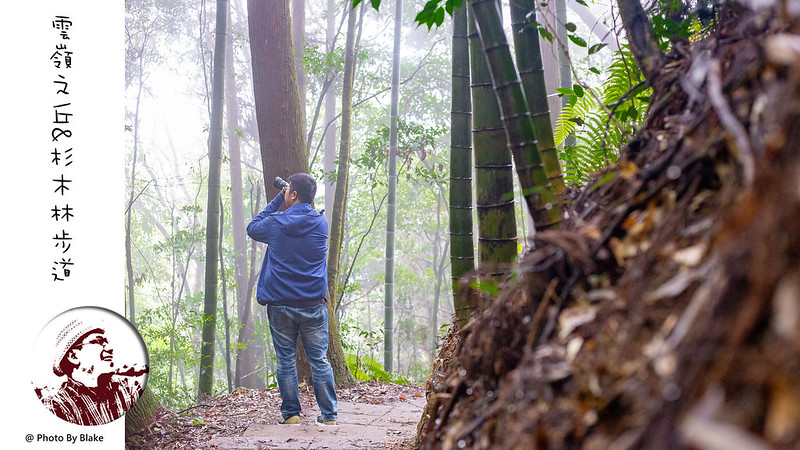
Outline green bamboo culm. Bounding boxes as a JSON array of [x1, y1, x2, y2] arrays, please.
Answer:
[[383, 0, 402, 372], [471, 0, 562, 230], [509, 0, 565, 197], [449, 2, 474, 330], [468, 2, 518, 269]]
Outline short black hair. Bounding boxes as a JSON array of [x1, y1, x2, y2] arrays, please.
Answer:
[[288, 173, 317, 204]]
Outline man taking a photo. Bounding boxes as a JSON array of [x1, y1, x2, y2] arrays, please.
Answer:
[[247, 173, 338, 426]]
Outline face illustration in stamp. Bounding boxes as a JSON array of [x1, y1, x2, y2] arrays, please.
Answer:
[[33, 307, 149, 426]]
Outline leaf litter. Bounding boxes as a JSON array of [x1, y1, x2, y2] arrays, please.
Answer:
[[126, 381, 424, 449]]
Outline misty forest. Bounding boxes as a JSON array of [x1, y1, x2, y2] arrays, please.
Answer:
[[124, 0, 800, 448]]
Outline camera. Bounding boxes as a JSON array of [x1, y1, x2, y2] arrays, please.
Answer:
[[273, 176, 289, 190]]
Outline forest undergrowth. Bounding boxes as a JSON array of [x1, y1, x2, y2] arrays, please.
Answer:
[[415, 4, 800, 449]]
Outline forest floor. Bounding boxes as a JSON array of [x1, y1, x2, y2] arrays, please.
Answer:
[[126, 381, 425, 449]]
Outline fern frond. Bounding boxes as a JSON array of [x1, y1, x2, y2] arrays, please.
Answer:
[[554, 93, 596, 146], [554, 45, 651, 186]]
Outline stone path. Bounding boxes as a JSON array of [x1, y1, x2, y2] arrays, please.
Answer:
[[206, 395, 426, 449]]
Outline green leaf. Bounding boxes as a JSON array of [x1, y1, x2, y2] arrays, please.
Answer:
[[434, 7, 445, 26], [415, 10, 433, 27], [573, 84, 584, 98], [574, 0, 588, 5], [470, 280, 499, 296], [371, 0, 381, 9], [589, 172, 616, 192], [415, 0, 443, 28], [589, 67, 601, 75], [568, 34, 588, 47], [568, 94, 577, 107], [555, 87, 573, 97], [588, 43, 607, 55], [565, 22, 577, 32], [538, 27, 553, 43]]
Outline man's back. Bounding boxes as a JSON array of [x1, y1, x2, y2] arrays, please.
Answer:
[[247, 197, 328, 305]]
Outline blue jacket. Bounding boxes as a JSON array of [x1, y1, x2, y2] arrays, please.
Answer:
[[246, 194, 329, 306]]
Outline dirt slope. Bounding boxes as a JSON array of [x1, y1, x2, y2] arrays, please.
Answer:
[[416, 4, 800, 449]]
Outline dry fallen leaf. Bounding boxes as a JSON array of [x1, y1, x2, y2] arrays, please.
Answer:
[[558, 306, 597, 340], [618, 161, 639, 179], [671, 243, 707, 267], [765, 375, 800, 443]]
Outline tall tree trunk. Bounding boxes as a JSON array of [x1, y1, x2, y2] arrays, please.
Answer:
[[383, 0, 402, 373], [125, 385, 161, 438], [471, 0, 562, 230], [468, 3, 518, 270], [198, 0, 228, 398], [226, 5, 260, 390], [509, 0, 565, 196], [292, 0, 306, 121], [449, 2, 475, 330], [248, 0, 312, 385], [326, 3, 361, 386], [247, 0, 307, 190], [248, 0, 353, 386]]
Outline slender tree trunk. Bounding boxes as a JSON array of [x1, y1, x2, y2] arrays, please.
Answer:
[[540, 1, 562, 131], [126, 84, 141, 329], [226, 6, 260, 390], [126, 37, 150, 328], [219, 196, 233, 393], [568, 0, 619, 52], [324, 0, 338, 225], [326, 3, 361, 385], [198, 0, 228, 398], [617, 0, 662, 83], [468, 3, 518, 271], [428, 176, 448, 360], [449, 2, 475, 329], [383, 0, 402, 373], [124, 31, 160, 415], [555, 0, 575, 149]]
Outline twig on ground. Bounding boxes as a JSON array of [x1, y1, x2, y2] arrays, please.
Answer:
[[706, 58, 755, 186]]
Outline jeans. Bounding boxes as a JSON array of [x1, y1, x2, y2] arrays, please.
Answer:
[[267, 303, 338, 422]]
